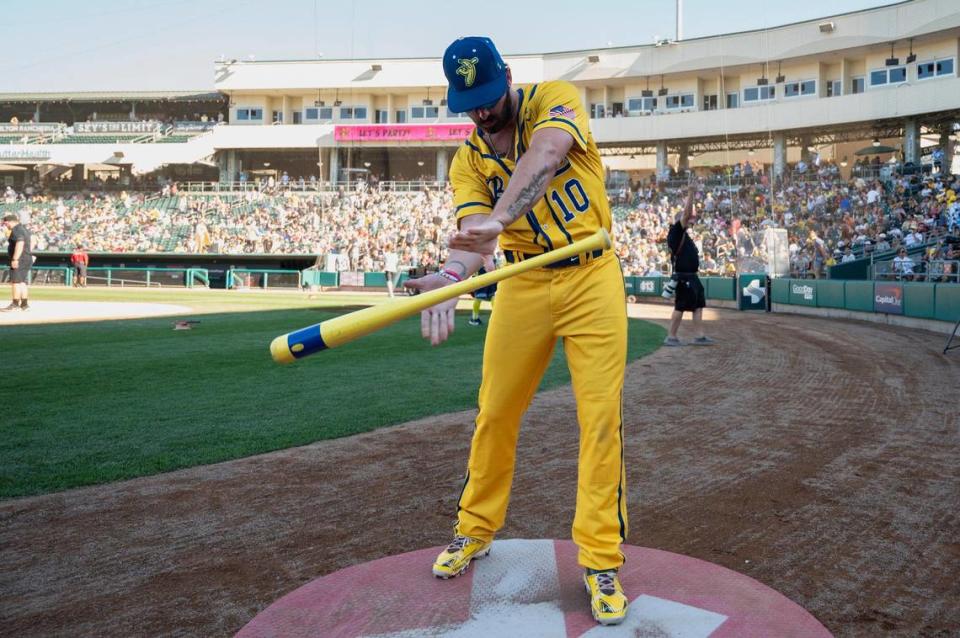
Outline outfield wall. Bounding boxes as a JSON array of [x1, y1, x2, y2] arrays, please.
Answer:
[[623, 274, 960, 334], [15, 259, 960, 333], [767, 278, 960, 334], [768, 278, 960, 324]]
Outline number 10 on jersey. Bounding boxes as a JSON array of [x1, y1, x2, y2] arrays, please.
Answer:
[[549, 178, 590, 222]]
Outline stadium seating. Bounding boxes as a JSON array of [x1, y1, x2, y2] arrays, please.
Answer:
[[4, 169, 956, 281]]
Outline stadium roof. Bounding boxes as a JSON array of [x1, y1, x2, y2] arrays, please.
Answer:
[[0, 91, 225, 103]]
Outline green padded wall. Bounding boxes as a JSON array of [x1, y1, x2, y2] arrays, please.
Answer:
[[903, 283, 936, 319], [706, 277, 736, 301], [816, 280, 845, 309], [934, 285, 960, 322], [364, 272, 387, 287], [844, 281, 874, 312], [772, 278, 791, 304]]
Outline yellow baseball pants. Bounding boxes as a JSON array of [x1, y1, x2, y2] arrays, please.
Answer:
[[454, 251, 628, 570]]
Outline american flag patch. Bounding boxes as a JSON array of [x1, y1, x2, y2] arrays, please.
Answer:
[[548, 104, 576, 119]]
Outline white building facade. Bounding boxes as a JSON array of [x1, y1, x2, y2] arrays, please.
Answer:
[[211, 0, 960, 182], [0, 0, 956, 185]]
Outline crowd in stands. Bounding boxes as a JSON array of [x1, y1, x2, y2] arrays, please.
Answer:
[[2, 183, 456, 271], [614, 166, 959, 281], [2, 166, 958, 281]]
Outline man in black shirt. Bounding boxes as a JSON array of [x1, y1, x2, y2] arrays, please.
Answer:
[[664, 188, 712, 346], [2, 213, 32, 312]]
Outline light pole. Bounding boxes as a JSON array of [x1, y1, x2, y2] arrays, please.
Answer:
[[676, 0, 683, 41]]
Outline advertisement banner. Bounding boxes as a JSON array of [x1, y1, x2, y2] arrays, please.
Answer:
[[334, 124, 475, 143], [0, 149, 51, 161], [74, 121, 162, 134], [738, 274, 767, 310], [874, 282, 903, 314], [789, 280, 817, 306], [0, 123, 61, 133], [173, 121, 215, 131]]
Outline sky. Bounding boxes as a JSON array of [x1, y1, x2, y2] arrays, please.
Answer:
[[1, 0, 901, 92]]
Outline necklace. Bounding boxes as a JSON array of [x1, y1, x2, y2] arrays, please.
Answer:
[[487, 133, 514, 160]]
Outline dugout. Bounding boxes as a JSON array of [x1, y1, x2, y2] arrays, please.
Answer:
[[35, 251, 318, 289]]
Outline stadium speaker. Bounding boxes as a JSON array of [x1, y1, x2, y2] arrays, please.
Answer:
[[885, 42, 898, 67], [775, 74, 785, 83], [756, 78, 769, 86], [818, 21, 835, 33], [906, 53, 916, 63], [641, 89, 653, 97], [587, 55, 600, 63], [658, 88, 668, 96]]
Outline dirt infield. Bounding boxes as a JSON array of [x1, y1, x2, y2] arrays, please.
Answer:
[[0, 300, 192, 325], [1, 304, 958, 637]]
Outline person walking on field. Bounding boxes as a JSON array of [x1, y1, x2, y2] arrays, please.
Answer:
[[664, 187, 714, 346], [405, 36, 630, 626], [2, 213, 32, 311], [383, 244, 400, 298]]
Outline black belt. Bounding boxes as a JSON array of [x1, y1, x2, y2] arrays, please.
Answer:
[[504, 248, 604, 268]]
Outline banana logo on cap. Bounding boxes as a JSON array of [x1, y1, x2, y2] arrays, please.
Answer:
[[456, 57, 479, 87]]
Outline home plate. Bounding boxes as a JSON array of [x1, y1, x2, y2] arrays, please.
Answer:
[[236, 539, 832, 638]]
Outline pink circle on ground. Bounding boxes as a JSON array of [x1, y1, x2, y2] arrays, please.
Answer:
[[236, 539, 832, 637]]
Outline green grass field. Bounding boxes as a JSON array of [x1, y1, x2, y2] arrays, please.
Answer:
[[0, 288, 664, 499]]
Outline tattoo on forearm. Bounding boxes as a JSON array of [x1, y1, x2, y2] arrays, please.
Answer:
[[501, 164, 553, 226], [445, 260, 469, 277]]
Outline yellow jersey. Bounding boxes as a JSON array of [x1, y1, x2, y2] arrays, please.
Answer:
[[450, 80, 611, 256]]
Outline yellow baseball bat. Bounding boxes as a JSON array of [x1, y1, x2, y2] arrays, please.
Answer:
[[270, 228, 611, 364]]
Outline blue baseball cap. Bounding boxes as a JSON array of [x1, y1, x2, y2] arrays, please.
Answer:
[[443, 37, 507, 113]]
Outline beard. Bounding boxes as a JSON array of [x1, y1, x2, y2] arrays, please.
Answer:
[[477, 89, 514, 135]]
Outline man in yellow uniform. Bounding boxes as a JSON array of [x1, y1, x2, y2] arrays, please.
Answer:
[[405, 36, 629, 625]]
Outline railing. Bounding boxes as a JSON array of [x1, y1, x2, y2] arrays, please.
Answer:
[[872, 260, 959, 283], [226, 268, 302, 289], [180, 180, 448, 193], [0, 266, 208, 288], [648, 172, 857, 190], [0, 265, 73, 286], [85, 274, 162, 288], [84, 266, 208, 288], [188, 268, 209, 288], [925, 261, 960, 283], [39, 182, 160, 193]]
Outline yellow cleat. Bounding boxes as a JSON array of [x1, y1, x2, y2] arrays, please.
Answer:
[[432, 535, 491, 579], [583, 569, 629, 625]]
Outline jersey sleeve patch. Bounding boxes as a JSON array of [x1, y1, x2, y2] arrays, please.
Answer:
[[528, 82, 589, 151]]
